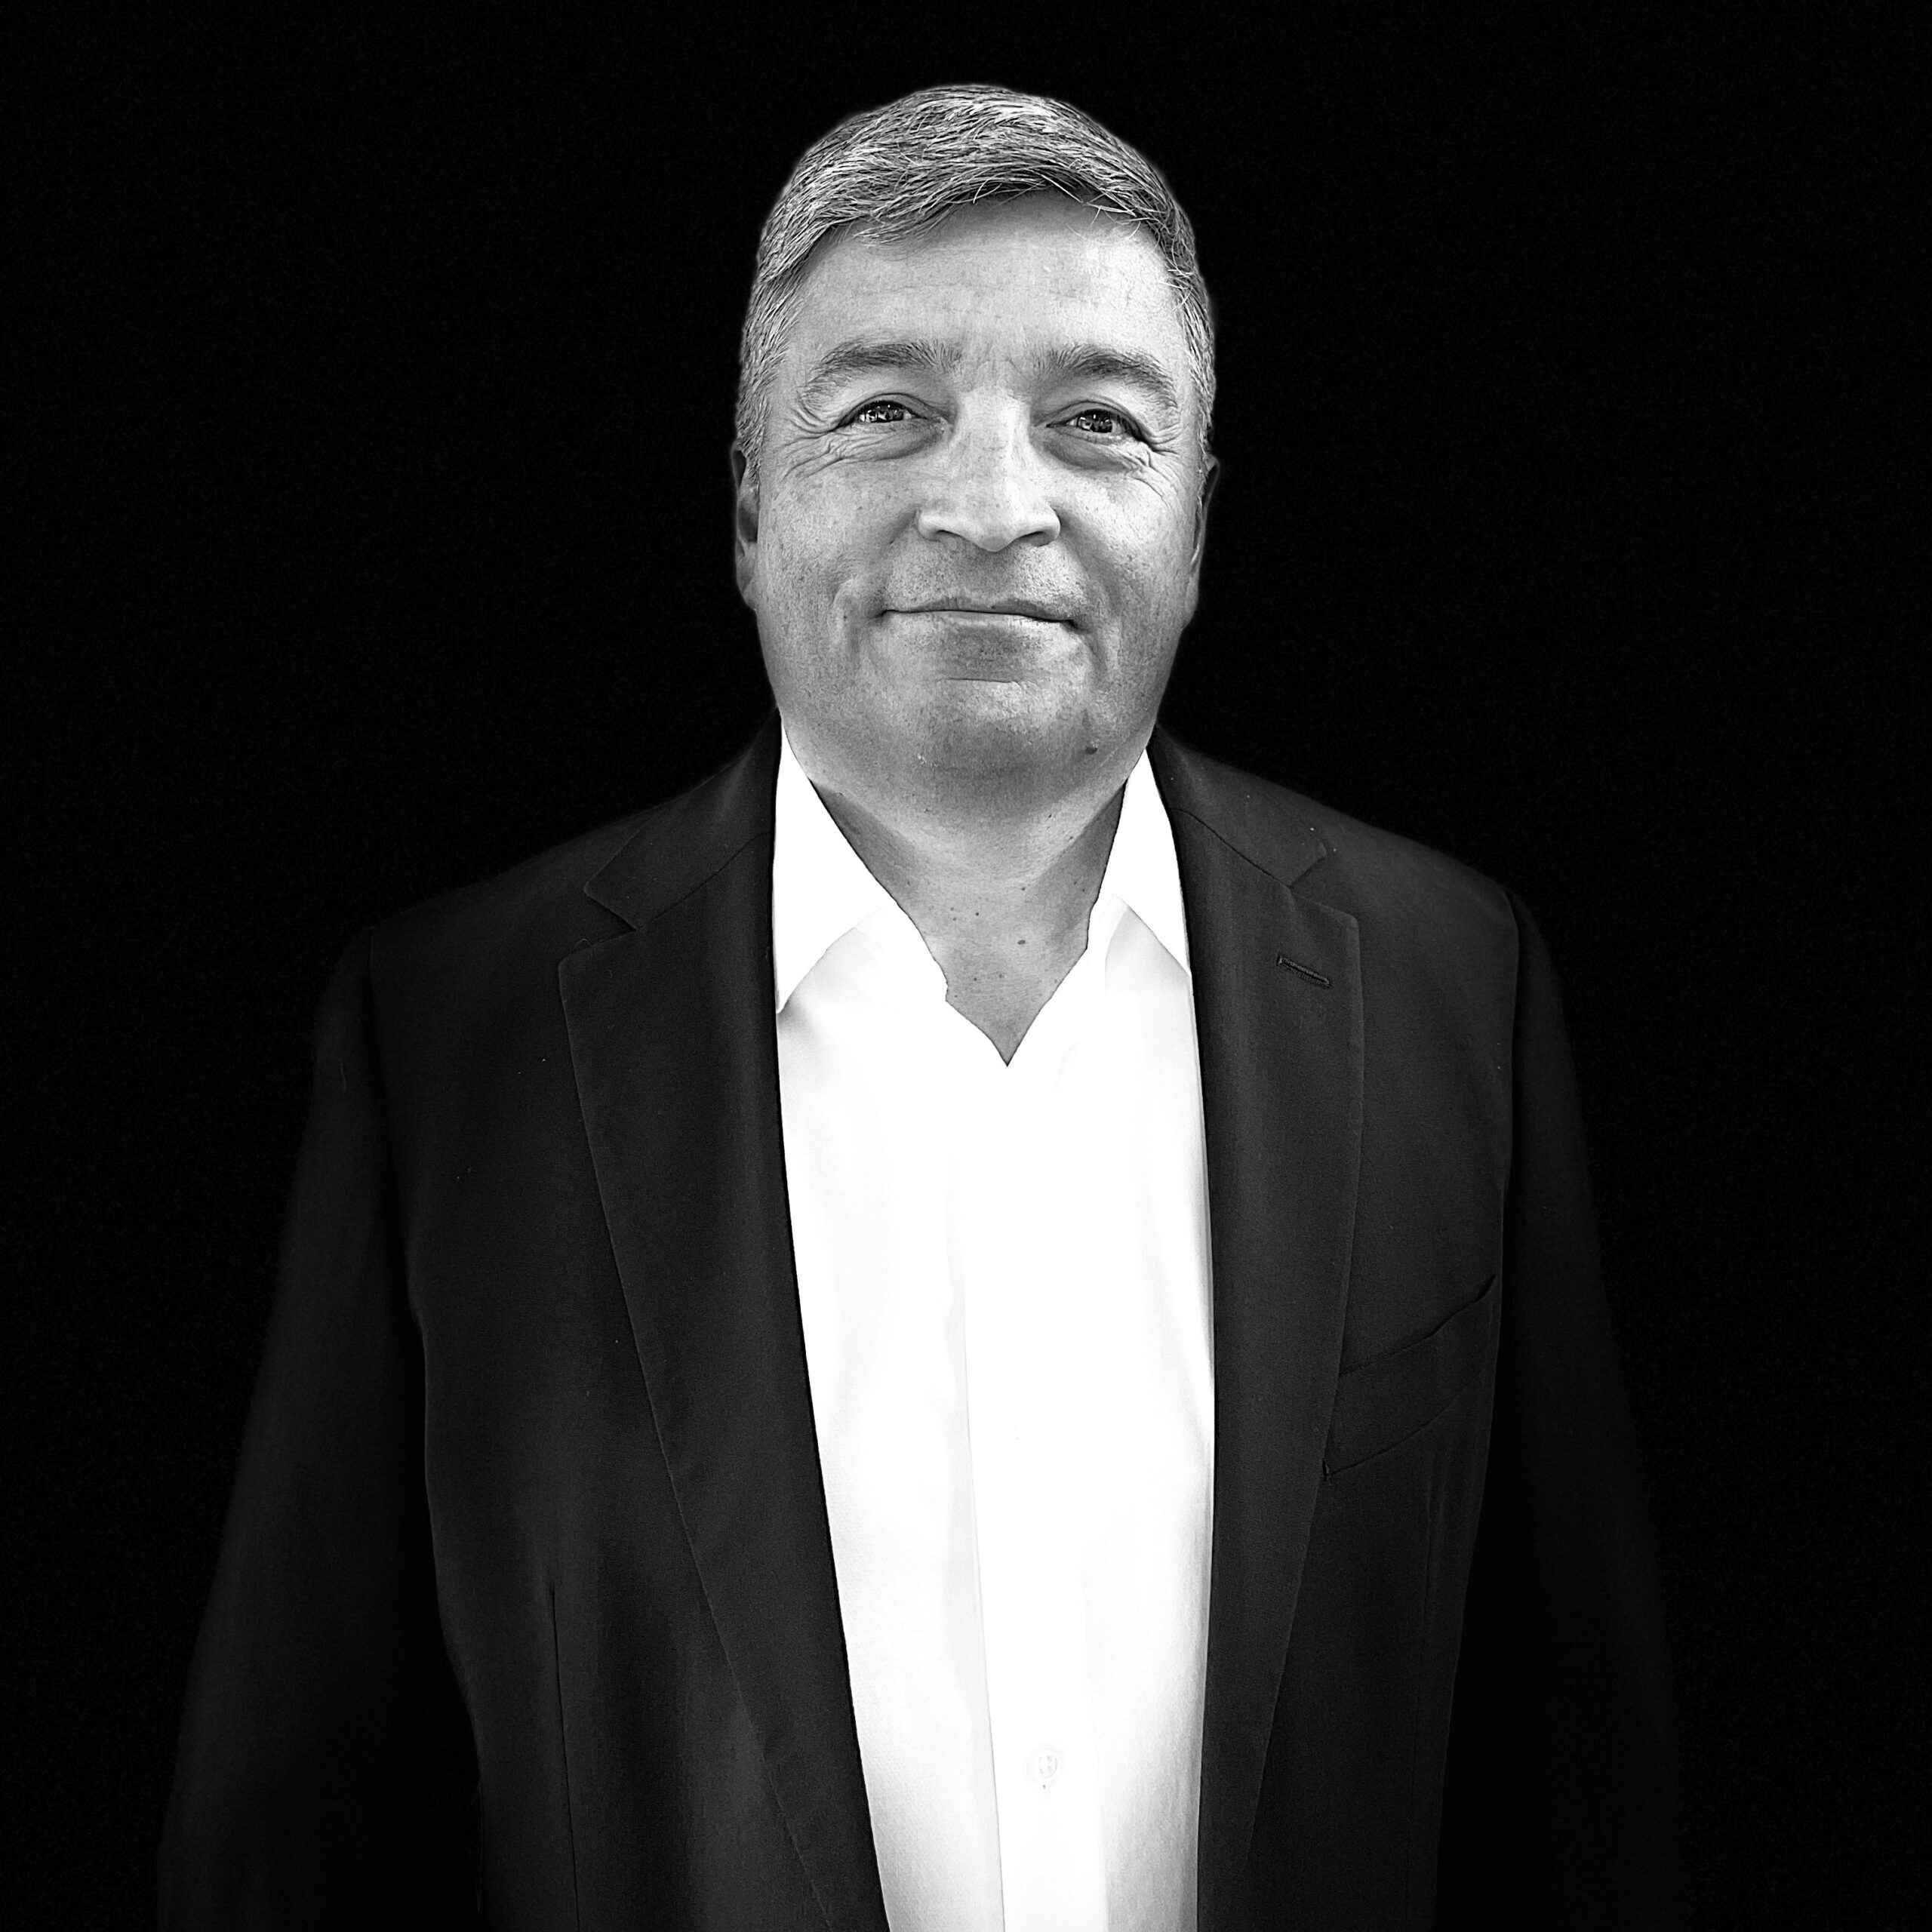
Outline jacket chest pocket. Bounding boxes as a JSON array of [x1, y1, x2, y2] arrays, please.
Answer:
[[1322, 1273, 1499, 1477]]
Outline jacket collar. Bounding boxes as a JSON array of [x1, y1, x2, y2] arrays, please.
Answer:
[[581, 712, 783, 930]]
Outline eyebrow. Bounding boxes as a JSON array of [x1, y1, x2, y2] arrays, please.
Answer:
[[796, 338, 958, 411], [795, 336, 1184, 418], [1029, 343, 1182, 417]]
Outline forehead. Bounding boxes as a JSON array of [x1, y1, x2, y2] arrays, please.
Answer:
[[780, 194, 1189, 378]]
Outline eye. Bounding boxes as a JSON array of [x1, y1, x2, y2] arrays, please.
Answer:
[[844, 398, 917, 427], [1062, 406, 1137, 439]]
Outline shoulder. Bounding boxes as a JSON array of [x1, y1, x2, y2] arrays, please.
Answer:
[[360, 719, 780, 1022], [1153, 728, 1525, 974]]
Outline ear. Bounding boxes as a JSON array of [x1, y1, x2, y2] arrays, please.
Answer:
[[1189, 453, 1221, 579], [731, 443, 760, 608]]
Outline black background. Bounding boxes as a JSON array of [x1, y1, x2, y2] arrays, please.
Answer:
[[20, 7, 1921, 1924]]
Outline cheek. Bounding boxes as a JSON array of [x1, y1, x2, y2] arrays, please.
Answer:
[[1097, 514, 1198, 633], [762, 485, 891, 601]]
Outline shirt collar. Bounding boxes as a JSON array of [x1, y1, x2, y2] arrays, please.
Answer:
[[772, 721, 1191, 1014], [1095, 737, 1192, 978], [772, 725, 912, 1014]]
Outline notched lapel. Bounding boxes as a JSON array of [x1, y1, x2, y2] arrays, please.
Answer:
[[1154, 734, 1365, 1932], [558, 725, 889, 1932]]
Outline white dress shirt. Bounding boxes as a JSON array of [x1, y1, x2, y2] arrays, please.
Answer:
[[772, 725, 1215, 1932]]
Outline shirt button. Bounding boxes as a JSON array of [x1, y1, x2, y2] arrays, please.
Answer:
[[1033, 1747, 1061, 1786]]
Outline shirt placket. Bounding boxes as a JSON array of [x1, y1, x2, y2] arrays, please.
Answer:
[[952, 980, 1111, 1932]]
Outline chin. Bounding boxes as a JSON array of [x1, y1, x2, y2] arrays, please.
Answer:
[[903, 685, 1111, 780]]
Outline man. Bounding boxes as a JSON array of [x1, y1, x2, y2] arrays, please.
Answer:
[[162, 84, 1680, 1930]]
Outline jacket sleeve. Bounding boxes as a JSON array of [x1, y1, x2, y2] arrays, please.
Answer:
[[1432, 894, 1684, 1930], [158, 931, 478, 1928]]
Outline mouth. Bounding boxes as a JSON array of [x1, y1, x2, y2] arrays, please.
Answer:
[[894, 599, 1072, 624]]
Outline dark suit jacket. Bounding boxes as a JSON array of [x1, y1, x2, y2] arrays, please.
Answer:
[[160, 716, 1680, 1929]]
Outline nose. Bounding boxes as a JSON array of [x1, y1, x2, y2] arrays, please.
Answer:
[[913, 406, 1061, 553]]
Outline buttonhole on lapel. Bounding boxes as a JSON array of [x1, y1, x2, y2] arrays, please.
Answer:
[[1275, 952, 1332, 988]]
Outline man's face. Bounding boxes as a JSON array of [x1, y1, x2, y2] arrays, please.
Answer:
[[734, 193, 1216, 806]]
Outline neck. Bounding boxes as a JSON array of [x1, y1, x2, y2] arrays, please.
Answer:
[[783, 717, 1147, 1055]]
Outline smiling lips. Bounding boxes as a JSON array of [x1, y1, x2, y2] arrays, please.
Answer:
[[894, 598, 1072, 623]]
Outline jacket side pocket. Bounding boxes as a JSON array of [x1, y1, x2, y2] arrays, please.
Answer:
[[1323, 1274, 1499, 1476]]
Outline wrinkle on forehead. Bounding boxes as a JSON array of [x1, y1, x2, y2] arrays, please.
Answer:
[[786, 198, 1189, 365]]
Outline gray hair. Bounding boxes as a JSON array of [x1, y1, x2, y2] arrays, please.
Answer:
[[734, 83, 1216, 487]]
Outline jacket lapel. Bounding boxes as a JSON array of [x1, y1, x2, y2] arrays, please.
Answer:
[[558, 717, 890, 1932], [1152, 730, 1365, 1932]]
